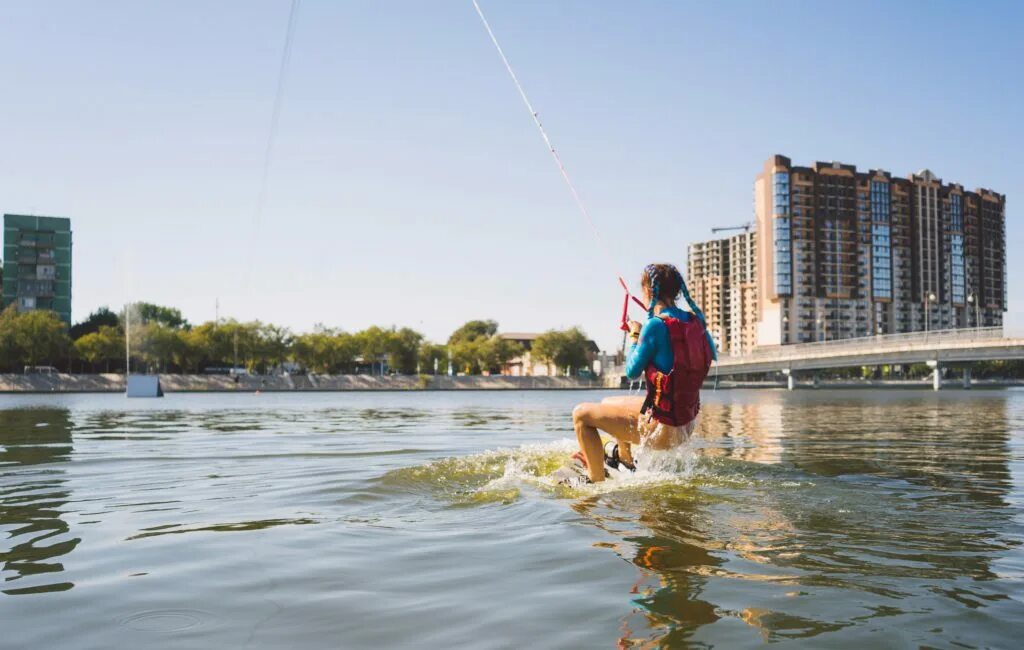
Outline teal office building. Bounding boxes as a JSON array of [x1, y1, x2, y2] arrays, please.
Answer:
[[2, 214, 73, 324]]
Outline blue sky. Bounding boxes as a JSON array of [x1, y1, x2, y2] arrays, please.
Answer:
[[1, 1, 1021, 350]]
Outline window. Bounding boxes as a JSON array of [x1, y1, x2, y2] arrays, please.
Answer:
[[773, 172, 792, 295], [773, 172, 790, 217], [774, 216, 792, 295], [951, 233, 965, 303], [870, 182, 892, 300], [950, 194, 963, 231]]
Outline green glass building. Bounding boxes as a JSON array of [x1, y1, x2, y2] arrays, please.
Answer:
[[2, 214, 73, 324]]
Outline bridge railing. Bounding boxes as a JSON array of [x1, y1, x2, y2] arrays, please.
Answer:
[[722, 326, 1006, 364]]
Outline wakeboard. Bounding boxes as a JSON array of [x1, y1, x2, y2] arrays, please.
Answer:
[[550, 448, 635, 486], [549, 456, 595, 486]]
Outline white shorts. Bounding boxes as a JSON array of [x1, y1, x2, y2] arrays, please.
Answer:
[[636, 413, 697, 449]]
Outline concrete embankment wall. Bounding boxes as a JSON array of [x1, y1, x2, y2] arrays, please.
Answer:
[[4, 374, 1019, 394], [0, 374, 611, 393]]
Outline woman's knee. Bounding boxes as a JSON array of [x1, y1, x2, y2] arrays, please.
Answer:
[[572, 403, 596, 425]]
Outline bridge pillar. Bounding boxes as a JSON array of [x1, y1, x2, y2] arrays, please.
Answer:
[[963, 367, 972, 390], [933, 365, 941, 391], [787, 374, 795, 391]]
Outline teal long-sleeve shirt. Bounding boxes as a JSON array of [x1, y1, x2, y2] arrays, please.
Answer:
[[624, 306, 717, 380]]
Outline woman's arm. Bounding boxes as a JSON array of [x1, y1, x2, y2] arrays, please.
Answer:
[[624, 318, 662, 380]]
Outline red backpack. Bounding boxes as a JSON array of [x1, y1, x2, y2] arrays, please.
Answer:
[[641, 314, 713, 426]]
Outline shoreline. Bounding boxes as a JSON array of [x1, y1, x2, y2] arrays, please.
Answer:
[[0, 373, 613, 394], [1, 373, 1021, 394]]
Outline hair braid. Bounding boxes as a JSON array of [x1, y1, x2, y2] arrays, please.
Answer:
[[648, 279, 660, 318], [679, 274, 718, 361]]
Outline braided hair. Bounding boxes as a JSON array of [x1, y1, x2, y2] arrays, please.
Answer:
[[642, 263, 717, 360], [642, 263, 682, 315]]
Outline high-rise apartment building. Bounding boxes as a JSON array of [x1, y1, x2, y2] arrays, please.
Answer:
[[687, 230, 758, 356], [754, 155, 1005, 346], [727, 230, 758, 354], [2, 214, 73, 324]]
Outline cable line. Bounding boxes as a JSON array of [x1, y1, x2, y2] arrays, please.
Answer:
[[471, 0, 645, 328]]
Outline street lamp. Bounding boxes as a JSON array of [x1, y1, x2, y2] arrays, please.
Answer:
[[817, 317, 826, 342], [968, 292, 980, 330], [925, 292, 936, 332]]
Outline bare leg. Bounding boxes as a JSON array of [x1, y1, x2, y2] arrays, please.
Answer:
[[618, 440, 635, 467], [573, 415, 605, 483], [601, 396, 644, 466], [572, 399, 643, 482]]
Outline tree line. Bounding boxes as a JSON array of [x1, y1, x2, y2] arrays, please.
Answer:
[[0, 304, 596, 376]]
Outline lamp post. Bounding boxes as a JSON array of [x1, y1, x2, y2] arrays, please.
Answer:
[[968, 292, 980, 330], [817, 317, 826, 342], [925, 292, 936, 333]]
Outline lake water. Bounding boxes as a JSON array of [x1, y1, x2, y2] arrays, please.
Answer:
[[1, 389, 1022, 648]]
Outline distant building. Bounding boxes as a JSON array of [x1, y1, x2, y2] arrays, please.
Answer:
[[686, 230, 758, 356], [727, 230, 759, 355], [754, 155, 1006, 345], [687, 237, 728, 351], [498, 332, 600, 376], [2, 214, 73, 324]]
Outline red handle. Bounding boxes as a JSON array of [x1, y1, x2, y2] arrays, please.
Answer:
[[617, 276, 648, 330]]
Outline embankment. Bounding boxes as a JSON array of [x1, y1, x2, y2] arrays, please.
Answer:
[[0, 374, 612, 393], [3, 374, 1020, 394]]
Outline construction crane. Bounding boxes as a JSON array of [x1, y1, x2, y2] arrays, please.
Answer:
[[711, 222, 753, 234]]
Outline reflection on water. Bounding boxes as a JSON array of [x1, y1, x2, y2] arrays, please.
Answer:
[[0, 409, 77, 595], [0, 390, 1022, 648], [587, 394, 1022, 646]]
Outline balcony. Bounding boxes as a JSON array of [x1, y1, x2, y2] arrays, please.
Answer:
[[17, 280, 55, 298]]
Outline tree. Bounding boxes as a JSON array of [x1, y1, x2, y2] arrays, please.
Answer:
[[449, 336, 483, 374], [256, 323, 293, 373], [479, 336, 522, 374], [356, 326, 391, 374], [0, 306, 70, 370], [292, 328, 358, 374], [74, 325, 124, 372], [446, 320, 513, 374], [70, 307, 119, 340], [0, 305, 20, 371], [182, 319, 259, 371], [386, 327, 424, 374], [532, 327, 592, 375], [131, 322, 186, 373], [125, 302, 189, 330], [418, 343, 449, 375], [448, 320, 498, 345], [293, 330, 333, 373]]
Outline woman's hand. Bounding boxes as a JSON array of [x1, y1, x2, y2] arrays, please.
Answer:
[[627, 320, 642, 339]]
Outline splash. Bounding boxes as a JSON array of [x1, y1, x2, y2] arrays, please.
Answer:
[[382, 438, 718, 504]]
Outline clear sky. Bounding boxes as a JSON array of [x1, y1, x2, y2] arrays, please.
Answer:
[[1, 1, 1021, 351]]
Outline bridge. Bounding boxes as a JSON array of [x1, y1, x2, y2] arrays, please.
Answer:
[[713, 327, 1024, 390]]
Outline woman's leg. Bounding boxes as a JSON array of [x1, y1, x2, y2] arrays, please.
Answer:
[[600, 395, 645, 408], [600, 395, 644, 465], [572, 399, 642, 482]]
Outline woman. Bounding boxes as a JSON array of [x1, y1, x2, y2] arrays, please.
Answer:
[[570, 263, 716, 483]]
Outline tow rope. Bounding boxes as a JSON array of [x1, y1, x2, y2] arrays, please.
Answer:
[[472, 0, 645, 330]]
